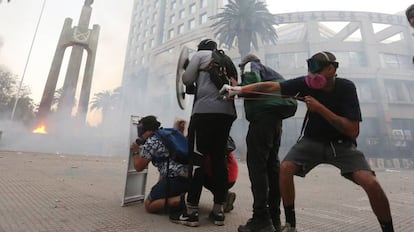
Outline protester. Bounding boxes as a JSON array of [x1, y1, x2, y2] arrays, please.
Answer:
[[220, 51, 394, 232], [170, 39, 237, 227], [174, 118, 238, 214], [204, 136, 238, 213], [131, 115, 189, 216], [237, 54, 285, 232]]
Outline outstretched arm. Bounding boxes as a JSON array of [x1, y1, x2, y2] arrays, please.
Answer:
[[220, 82, 281, 97], [242, 81, 281, 93]]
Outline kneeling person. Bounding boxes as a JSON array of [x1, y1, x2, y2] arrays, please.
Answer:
[[131, 115, 189, 215]]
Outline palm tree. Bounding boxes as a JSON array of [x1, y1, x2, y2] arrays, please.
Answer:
[[210, 0, 278, 58], [89, 87, 121, 124]]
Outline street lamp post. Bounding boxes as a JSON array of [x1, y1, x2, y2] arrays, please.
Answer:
[[10, 0, 46, 120]]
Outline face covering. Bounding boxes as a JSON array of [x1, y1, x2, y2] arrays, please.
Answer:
[[305, 73, 327, 90]]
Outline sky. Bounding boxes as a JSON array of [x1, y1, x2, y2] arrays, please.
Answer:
[[0, 0, 413, 125]]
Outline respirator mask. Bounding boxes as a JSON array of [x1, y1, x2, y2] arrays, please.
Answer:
[[305, 53, 338, 90], [136, 124, 146, 145]]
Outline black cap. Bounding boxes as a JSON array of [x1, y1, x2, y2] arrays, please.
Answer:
[[239, 54, 261, 67], [197, 39, 217, 51]]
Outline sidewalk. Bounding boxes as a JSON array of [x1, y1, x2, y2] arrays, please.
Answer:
[[0, 150, 413, 232]]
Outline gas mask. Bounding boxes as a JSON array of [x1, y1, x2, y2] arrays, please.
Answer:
[[136, 124, 146, 145], [305, 53, 338, 90], [305, 73, 327, 90]]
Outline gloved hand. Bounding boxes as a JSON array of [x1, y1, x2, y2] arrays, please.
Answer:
[[219, 84, 242, 99]]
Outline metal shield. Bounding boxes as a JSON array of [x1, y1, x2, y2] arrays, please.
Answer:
[[176, 46, 189, 110]]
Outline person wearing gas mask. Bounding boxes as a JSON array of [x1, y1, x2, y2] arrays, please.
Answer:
[[131, 115, 189, 216], [219, 51, 394, 232]]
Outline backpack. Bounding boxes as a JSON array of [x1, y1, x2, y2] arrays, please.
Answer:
[[201, 49, 237, 90], [154, 128, 189, 164], [241, 70, 297, 120]]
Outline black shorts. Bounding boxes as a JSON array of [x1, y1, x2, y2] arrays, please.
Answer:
[[283, 138, 373, 181], [148, 176, 189, 201]]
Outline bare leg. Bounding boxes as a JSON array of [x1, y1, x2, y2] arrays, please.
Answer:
[[352, 170, 393, 225], [144, 195, 181, 213], [280, 160, 301, 227], [280, 161, 300, 208]]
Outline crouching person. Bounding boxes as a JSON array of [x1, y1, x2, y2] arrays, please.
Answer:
[[131, 115, 189, 216]]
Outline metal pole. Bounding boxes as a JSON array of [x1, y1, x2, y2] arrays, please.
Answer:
[[10, 0, 46, 120]]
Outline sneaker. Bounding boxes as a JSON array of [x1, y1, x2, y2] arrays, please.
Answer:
[[224, 191, 236, 213], [208, 211, 225, 226], [238, 218, 275, 232], [170, 211, 199, 227], [281, 223, 297, 232]]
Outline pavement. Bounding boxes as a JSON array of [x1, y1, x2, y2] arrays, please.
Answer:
[[0, 150, 413, 232]]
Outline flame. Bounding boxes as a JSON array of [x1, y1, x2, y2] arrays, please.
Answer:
[[32, 123, 48, 134]]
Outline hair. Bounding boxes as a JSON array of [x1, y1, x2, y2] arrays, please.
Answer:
[[406, 4, 414, 21], [139, 115, 161, 131], [311, 51, 336, 62], [197, 39, 217, 51]]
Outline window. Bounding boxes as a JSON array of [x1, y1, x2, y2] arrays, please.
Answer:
[[171, 0, 176, 10], [178, 24, 185, 34], [152, 12, 158, 21], [200, 0, 207, 8], [179, 9, 185, 19], [385, 81, 410, 102], [151, 25, 156, 34], [265, 52, 308, 70], [189, 18, 196, 29], [170, 14, 176, 24], [189, 3, 196, 14], [154, 0, 159, 8], [149, 39, 154, 48], [168, 28, 174, 40], [200, 12, 208, 24], [180, 0, 186, 4], [355, 81, 374, 102], [380, 53, 413, 69], [335, 51, 367, 68]]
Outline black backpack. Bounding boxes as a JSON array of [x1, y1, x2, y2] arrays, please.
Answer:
[[201, 49, 237, 90]]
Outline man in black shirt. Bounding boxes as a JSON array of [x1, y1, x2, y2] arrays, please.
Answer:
[[220, 51, 394, 232]]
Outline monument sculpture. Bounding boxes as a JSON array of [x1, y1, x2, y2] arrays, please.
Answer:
[[37, 0, 100, 126]]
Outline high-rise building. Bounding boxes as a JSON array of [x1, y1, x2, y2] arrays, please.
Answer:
[[121, 1, 414, 160]]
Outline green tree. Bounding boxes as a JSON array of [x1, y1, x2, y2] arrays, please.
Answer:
[[89, 87, 121, 125], [210, 0, 278, 58], [0, 69, 36, 125]]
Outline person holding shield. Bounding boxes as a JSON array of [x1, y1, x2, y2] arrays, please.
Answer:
[[170, 39, 237, 227]]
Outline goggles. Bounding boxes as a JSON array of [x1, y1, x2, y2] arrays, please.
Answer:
[[137, 124, 146, 137], [306, 58, 339, 73]]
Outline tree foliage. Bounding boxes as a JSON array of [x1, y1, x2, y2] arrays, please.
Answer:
[[0, 69, 36, 125], [210, 0, 278, 58]]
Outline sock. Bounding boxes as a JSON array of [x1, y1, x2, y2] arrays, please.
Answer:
[[213, 203, 223, 214], [187, 203, 199, 214], [284, 205, 296, 227], [379, 220, 394, 232]]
